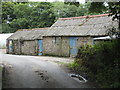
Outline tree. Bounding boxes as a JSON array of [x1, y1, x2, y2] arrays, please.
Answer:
[[29, 2, 55, 28], [53, 1, 90, 19], [64, 0, 80, 7], [13, 3, 32, 19], [1, 1, 91, 33], [108, 1, 120, 30], [1, 2, 16, 33], [88, 1, 120, 37], [10, 3, 32, 29], [88, 2, 107, 14], [2, 2, 15, 23], [10, 2, 56, 30]]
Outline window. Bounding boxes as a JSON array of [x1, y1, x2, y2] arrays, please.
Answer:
[[52, 37, 61, 45]]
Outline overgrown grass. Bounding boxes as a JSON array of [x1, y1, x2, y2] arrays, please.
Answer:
[[73, 39, 120, 88], [67, 60, 79, 69]]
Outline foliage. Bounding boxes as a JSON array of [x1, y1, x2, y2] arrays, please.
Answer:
[[2, 23, 16, 33], [29, 2, 55, 28], [10, 18, 29, 29], [75, 40, 120, 88], [2, 2, 15, 23], [89, 2, 107, 14], [1, 2, 56, 33], [108, 1, 120, 23], [1, 1, 92, 33], [88, 1, 120, 37], [67, 60, 79, 69], [64, 1, 80, 7], [53, 1, 91, 19], [108, 1, 120, 37]]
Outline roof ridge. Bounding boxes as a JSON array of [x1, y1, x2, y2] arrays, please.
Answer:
[[59, 13, 109, 20]]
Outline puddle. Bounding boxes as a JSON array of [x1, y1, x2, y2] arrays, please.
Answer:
[[68, 73, 87, 83]]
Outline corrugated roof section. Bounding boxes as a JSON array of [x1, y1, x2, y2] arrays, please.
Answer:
[[45, 14, 118, 36], [7, 28, 48, 40]]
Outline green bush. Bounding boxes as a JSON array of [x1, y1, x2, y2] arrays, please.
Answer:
[[75, 39, 120, 88], [68, 60, 79, 69]]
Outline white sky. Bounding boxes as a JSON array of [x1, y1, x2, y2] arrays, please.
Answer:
[[0, 33, 13, 46], [29, 0, 85, 4]]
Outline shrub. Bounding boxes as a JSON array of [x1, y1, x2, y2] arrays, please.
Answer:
[[75, 39, 120, 88]]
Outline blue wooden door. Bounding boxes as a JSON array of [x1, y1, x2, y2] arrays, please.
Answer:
[[38, 40, 43, 55], [70, 37, 77, 56]]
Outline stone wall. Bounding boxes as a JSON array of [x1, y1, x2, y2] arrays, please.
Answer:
[[77, 36, 93, 47], [13, 40, 20, 55], [43, 36, 69, 56], [21, 40, 38, 55], [43, 37, 62, 56], [6, 40, 9, 54], [61, 37, 70, 57], [7, 40, 39, 55], [43, 36, 93, 57], [7, 36, 93, 56], [7, 40, 21, 54]]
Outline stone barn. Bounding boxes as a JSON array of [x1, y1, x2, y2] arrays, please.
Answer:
[[42, 14, 118, 57], [7, 28, 48, 55]]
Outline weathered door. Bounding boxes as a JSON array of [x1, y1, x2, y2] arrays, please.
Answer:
[[38, 40, 43, 55], [70, 37, 77, 57]]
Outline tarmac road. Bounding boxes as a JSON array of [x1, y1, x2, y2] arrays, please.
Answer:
[[2, 54, 93, 88]]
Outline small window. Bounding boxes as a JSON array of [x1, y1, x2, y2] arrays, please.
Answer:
[[52, 37, 61, 45]]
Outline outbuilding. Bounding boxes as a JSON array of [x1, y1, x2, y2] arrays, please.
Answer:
[[42, 14, 118, 57], [7, 14, 118, 57], [7, 28, 48, 55]]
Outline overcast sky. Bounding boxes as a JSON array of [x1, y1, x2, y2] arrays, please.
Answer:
[[29, 0, 85, 4]]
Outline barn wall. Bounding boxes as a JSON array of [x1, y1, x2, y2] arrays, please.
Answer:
[[21, 40, 38, 55], [7, 40, 39, 55], [61, 37, 70, 57], [77, 36, 93, 47], [12, 40, 20, 55], [6, 40, 9, 54], [43, 37, 62, 56], [43, 36, 93, 57], [7, 36, 93, 56]]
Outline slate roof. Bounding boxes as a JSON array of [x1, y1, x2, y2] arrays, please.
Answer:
[[7, 28, 48, 40], [45, 14, 118, 36]]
